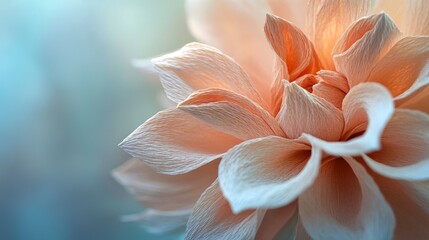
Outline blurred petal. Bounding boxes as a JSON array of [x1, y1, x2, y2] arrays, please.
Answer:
[[265, 14, 321, 113], [403, 0, 429, 35], [132, 59, 160, 83], [372, 174, 429, 239], [295, 217, 312, 240], [266, 0, 309, 32], [277, 81, 344, 140], [185, 180, 264, 240], [367, 36, 429, 99], [152, 42, 265, 107], [113, 158, 218, 211], [119, 108, 240, 174], [122, 209, 191, 234], [304, 83, 394, 156], [186, 0, 274, 102], [299, 158, 395, 240], [333, 13, 401, 87], [363, 109, 429, 181], [308, 0, 376, 69], [255, 203, 297, 240], [179, 89, 284, 140], [219, 136, 322, 213]]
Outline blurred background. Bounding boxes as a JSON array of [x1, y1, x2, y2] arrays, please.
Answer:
[[0, 0, 193, 239]]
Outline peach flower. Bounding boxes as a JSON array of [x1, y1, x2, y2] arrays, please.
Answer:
[[116, 0, 429, 239]]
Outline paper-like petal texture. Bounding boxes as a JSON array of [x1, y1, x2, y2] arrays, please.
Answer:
[[152, 42, 265, 107], [299, 158, 395, 240], [308, 0, 375, 69], [304, 83, 394, 156], [367, 36, 429, 99], [333, 13, 400, 88], [186, 0, 273, 101], [219, 136, 322, 213], [113, 158, 218, 211], [179, 89, 284, 140], [277, 81, 344, 140], [119, 108, 240, 174], [185, 180, 264, 240], [363, 109, 429, 181]]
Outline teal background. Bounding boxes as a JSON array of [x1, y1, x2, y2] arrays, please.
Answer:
[[0, 1, 193, 239]]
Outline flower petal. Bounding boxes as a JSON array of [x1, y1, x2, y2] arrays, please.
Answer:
[[113, 158, 218, 211], [265, 14, 321, 113], [333, 13, 401, 88], [372, 174, 429, 239], [122, 209, 191, 234], [363, 109, 429, 181], [304, 83, 394, 156], [219, 136, 322, 213], [402, 0, 429, 35], [255, 203, 297, 240], [132, 59, 160, 83], [152, 42, 266, 107], [367, 36, 429, 99], [308, 0, 376, 69], [185, 180, 264, 240], [277, 81, 344, 140], [299, 158, 395, 240], [119, 108, 240, 174], [185, 0, 274, 102], [179, 89, 284, 140]]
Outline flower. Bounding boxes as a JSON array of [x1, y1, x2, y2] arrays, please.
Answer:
[[116, 0, 429, 239]]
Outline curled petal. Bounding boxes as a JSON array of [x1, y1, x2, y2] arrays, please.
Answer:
[[367, 36, 429, 99], [185, 0, 274, 102], [152, 42, 265, 107], [219, 136, 321, 213], [333, 13, 401, 87], [304, 83, 394, 156], [277, 81, 344, 140], [119, 108, 240, 174], [185, 180, 264, 240], [308, 0, 376, 69], [179, 89, 284, 140], [363, 109, 429, 181], [299, 158, 395, 240]]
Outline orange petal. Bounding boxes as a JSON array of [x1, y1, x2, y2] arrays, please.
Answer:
[[264, 14, 321, 113], [363, 109, 429, 181], [179, 88, 285, 140], [266, 0, 309, 33], [186, 0, 274, 102], [185, 180, 264, 240], [402, 0, 429, 35], [255, 202, 297, 240], [119, 108, 241, 174], [113, 158, 218, 211], [367, 36, 429, 99], [219, 136, 321, 213], [152, 42, 266, 108], [333, 13, 401, 88], [308, 0, 375, 69], [277, 81, 344, 140], [299, 158, 395, 239]]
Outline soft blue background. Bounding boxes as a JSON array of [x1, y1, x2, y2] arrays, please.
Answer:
[[0, 1, 193, 239]]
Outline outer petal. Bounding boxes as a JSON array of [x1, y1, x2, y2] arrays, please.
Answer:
[[266, 0, 309, 32], [185, 0, 274, 102], [255, 203, 297, 240], [304, 83, 394, 156], [299, 158, 395, 240], [119, 108, 240, 174], [333, 13, 401, 88], [363, 109, 429, 181], [366, 36, 429, 99], [219, 136, 322, 213], [185, 180, 265, 240], [152, 42, 266, 108], [113, 158, 218, 211], [372, 174, 429, 239], [277, 81, 344, 140], [179, 89, 285, 140], [122, 209, 191, 234], [308, 0, 376, 69], [402, 0, 429, 35], [265, 14, 321, 113]]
